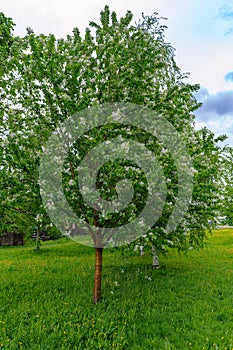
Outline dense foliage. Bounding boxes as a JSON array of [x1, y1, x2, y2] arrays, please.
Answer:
[[0, 6, 229, 252]]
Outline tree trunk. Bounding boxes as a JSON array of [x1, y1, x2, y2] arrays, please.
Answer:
[[152, 244, 160, 269], [93, 247, 103, 303], [35, 227, 40, 252]]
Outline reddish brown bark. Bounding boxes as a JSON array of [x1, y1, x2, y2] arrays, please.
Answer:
[[93, 247, 103, 303], [92, 184, 103, 303]]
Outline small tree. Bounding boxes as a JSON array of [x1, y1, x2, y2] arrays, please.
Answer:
[[219, 147, 233, 225]]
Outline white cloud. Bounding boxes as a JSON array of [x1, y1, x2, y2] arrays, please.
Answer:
[[195, 87, 233, 145]]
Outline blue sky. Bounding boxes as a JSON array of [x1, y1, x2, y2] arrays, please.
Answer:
[[1, 0, 233, 145]]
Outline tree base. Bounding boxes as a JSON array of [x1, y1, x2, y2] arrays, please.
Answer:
[[93, 247, 103, 303], [152, 265, 160, 270]]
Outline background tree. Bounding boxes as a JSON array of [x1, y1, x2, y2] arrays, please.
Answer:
[[0, 6, 228, 301], [219, 147, 233, 225], [0, 14, 60, 243]]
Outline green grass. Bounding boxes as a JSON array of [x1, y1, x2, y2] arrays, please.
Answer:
[[0, 230, 233, 350]]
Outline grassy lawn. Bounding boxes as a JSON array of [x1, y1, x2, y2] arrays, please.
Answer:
[[0, 229, 233, 349]]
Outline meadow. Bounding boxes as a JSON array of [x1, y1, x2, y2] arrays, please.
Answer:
[[0, 229, 233, 349]]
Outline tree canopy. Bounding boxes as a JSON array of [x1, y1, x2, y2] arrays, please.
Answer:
[[0, 6, 228, 250]]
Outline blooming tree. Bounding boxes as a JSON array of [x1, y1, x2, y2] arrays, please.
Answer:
[[219, 147, 233, 225], [0, 7, 228, 301]]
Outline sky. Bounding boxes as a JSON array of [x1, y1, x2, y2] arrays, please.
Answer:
[[1, 0, 233, 145]]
